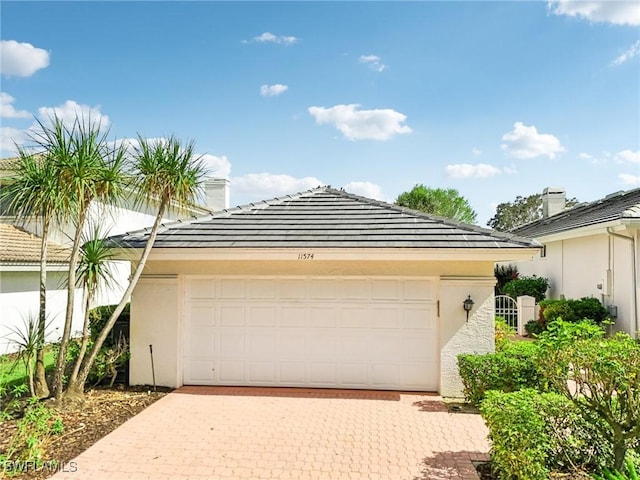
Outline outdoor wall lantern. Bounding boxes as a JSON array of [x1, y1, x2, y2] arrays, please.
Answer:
[[463, 295, 474, 321]]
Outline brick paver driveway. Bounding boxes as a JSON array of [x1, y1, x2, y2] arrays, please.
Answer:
[[52, 387, 489, 480]]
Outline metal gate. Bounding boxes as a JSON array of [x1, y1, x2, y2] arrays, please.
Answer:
[[495, 295, 520, 330]]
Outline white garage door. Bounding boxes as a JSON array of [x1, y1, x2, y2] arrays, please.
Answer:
[[183, 276, 438, 391]]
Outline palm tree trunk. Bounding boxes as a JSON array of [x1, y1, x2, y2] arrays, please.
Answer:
[[66, 202, 167, 401], [69, 286, 93, 385], [34, 216, 50, 399], [53, 202, 89, 402]]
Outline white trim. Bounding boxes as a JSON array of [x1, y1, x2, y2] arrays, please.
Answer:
[[440, 276, 497, 287], [0, 264, 69, 272]]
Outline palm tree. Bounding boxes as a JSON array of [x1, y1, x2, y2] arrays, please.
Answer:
[[48, 115, 128, 402], [1, 135, 71, 398], [66, 135, 207, 400], [68, 221, 118, 386]]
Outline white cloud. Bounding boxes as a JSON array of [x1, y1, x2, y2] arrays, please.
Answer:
[[0, 40, 50, 77], [472, 148, 482, 156], [260, 84, 288, 97], [619, 173, 640, 186], [308, 104, 412, 141], [548, 1, 640, 26], [232, 173, 322, 199], [38, 100, 110, 129], [445, 163, 503, 179], [359, 55, 386, 72], [342, 181, 384, 200], [0, 92, 30, 118], [501, 122, 565, 159], [611, 40, 640, 66], [616, 149, 640, 163], [200, 154, 231, 178], [244, 32, 298, 45], [0, 126, 26, 155]]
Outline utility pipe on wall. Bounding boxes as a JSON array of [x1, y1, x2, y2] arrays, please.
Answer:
[[607, 228, 638, 335]]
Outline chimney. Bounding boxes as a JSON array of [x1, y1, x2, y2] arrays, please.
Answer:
[[204, 178, 230, 211], [542, 187, 566, 218]]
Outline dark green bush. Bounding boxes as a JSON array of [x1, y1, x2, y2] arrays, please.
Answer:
[[481, 389, 610, 480], [540, 297, 609, 325], [89, 303, 130, 342], [525, 319, 544, 336], [503, 275, 549, 302], [457, 341, 542, 406], [494, 264, 519, 295]]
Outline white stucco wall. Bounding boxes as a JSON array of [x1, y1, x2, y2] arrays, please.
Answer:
[[0, 269, 84, 354], [127, 260, 499, 395], [439, 276, 496, 397], [515, 232, 636, 334]]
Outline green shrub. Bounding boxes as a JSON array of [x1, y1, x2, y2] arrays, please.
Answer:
[[538, 328, 640, 470], [494, 264, 519, 295], [525, 319, 544, 336], [495, 317, 516, 351], [594, 460, 639, 480], [503, 275, 549, 302], [457, 341, 542, 406], [89, 303, 130, 342], [482, 389, 610, 480], [540, 297, 609, 325]]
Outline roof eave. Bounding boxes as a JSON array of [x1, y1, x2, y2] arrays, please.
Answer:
[[108, 246, 540, 263]]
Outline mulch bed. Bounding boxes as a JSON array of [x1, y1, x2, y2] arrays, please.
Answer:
[[0, 386, 170, 479]]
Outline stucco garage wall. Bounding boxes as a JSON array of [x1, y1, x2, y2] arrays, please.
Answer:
[[439, 276, 496, 397], [129, 259, 496, 394]]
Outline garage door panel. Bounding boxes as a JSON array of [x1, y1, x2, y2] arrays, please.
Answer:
[[279, 306, 306, 326], [278, 332, 307, 359], [221, 279, 245, 299], [218, 361, 244, 382], [189, 279, 215, 300], [310, 363, 336, 384], [371, 364, 398, 387], [280, 362, 306, 383], [247, 305, 276, 326], [249, 362, 275, 383], [372, 279, 400, 300], [218, 331, 245, 356], [186, 360, 215, 383], [308, 306, 337, 327], [403, 306, 434, 329], [219, 305, 245, 326], [340, 363, 368, 385], [187, 327, 215, 356], [189, 305, 214, 326], [184, 276, 438, 391]]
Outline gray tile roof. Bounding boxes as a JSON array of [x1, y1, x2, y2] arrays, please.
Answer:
[[107, 187, 538, 250], [512, 187, 640, 238]]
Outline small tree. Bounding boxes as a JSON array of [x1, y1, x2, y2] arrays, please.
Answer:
[[538, 323, 640, 470], [395, 185, 477, 224], [494, 264, 519, 295]]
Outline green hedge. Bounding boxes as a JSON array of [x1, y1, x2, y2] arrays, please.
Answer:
[[503, 275, 549, 302], [481, 389, 610, 480], [457, 341, 542, 406], [540, 297, 609, 325]]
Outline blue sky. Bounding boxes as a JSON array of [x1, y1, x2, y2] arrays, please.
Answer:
[[1, 1, 639, 225]]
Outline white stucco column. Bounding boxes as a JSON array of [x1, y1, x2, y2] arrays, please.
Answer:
[[129, 275, 182, 388], [439, 276, 496, 397], [517, 295, 536, 336]]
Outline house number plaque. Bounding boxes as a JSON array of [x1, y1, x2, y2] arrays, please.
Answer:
[[297, 253, 315, 260]]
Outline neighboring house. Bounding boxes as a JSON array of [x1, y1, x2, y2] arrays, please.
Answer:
[[512, 187, 640, 336], [0, 224, 84, 352], [107, 187, 539, 396], [0, 156, 229, 353]]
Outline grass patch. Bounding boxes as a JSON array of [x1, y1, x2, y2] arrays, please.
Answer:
[[0, 348, 56, 387]]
